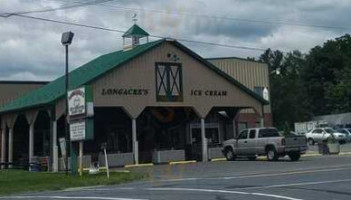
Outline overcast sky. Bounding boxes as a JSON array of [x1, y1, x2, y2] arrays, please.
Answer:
[[0, 0, 350, 81]]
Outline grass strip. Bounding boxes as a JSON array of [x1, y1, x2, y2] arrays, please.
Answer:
[[0, 169, 145, 196]]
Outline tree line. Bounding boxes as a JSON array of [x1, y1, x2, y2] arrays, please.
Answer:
[[257, 34, 351, 130]]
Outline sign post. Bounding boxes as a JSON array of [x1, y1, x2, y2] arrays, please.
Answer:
[[58, 137, 67, 170], [68, 86, 94, 176], [101, 143, 109, 179], [79, 141, 83, 176]]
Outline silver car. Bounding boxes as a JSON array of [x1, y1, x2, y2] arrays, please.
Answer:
[[337, 128, 351, 142], [305, 128, 346, 145]]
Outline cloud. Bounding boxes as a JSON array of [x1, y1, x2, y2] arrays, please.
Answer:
[[0, 0, 350, 81], [259, 26, 337, 53]]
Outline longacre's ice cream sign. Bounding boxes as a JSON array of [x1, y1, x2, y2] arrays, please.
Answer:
[[68, 87, 86, 116]]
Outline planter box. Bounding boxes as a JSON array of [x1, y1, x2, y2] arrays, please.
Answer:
[[99, 152, 134, 167], [152, 150, 185, 164], [208, 147, 224, 159], [327, 143, 340, 154]]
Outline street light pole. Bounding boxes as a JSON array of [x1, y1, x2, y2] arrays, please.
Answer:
[[61, 31, 74, 175], [64, 44, 69, 175]]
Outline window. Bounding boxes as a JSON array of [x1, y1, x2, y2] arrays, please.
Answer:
[[238, 130, 248, 139], [258, 128, 280, 138], [190, 124, 220, 145], [312, 129, 323, 134], [254, 86, 264, 97], [324, 129, 335, 134], [155, 62, 183, 102], [238, 122, 248, 132], [206, 128, 220, 144], [249, 130, 256, 139]]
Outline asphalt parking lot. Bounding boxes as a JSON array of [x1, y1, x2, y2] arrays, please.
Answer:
[[2, 153, 351, 200]]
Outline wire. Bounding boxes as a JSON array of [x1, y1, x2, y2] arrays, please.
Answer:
[[0, 0, 115, 17], [2, 13, 125, 33], [0, 13, 268, 52]]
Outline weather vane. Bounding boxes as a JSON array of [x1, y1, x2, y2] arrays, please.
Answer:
[[132, 13, 137, 24]]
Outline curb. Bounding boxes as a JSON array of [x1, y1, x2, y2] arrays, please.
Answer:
[[110, 169, 131, 173], [125, 163, 154, 168], [302, 153, 321, 157], [169, 160, 196, 165], [257, 156, 266, 161], [210, 158, 226, 162], [303, 151, 351, 157], [79, 167, 130, 173]]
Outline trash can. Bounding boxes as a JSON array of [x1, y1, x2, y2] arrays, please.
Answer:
[[318, 142, 329, 155]]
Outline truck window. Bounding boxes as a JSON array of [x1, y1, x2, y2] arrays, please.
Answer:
[[249, 130, 256, 139], [258, 129, 280, 138], [238, 130, 248, 139]]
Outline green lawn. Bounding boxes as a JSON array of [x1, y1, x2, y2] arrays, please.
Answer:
[[0, 170, 144, 196]]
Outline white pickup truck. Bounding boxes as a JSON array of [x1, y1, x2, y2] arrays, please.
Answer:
[[222, 127, 308, 161]]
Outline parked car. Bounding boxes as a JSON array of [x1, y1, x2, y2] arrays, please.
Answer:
[[222, 127, 307, 162], [305, 128, 347, 145], [337, 128, 351, 142]]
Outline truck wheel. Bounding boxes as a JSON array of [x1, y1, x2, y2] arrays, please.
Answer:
[[266, 147, 278, 161], [288, 152, 301, 161], [308, 138, 315, 145], [248, 156, 257, 161], [225, 148, 236, 161]]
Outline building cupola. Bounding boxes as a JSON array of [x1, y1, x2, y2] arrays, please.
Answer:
[[122, 23, 149, 50]]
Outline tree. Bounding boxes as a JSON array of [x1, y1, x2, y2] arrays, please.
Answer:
[[302, 34, 351, 115], [260, 49, 309, 130], [261, 34, 351, 130]]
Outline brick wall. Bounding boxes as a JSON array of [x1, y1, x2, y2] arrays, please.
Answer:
[[237, 113, 273, 128]]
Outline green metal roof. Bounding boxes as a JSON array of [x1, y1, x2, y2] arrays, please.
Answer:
[[0, 39, 268, 114], [122, 24, 149, 38], [0, 39, 164, 114]]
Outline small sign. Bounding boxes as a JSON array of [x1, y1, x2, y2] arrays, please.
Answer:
[[70, 120, 86, 141], [68, 87, 86, 116]]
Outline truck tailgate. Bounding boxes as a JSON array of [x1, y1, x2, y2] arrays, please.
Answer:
[[284, 135, 308, 152]]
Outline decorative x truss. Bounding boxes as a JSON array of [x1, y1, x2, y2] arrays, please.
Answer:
[[155, 62, 183, 102]]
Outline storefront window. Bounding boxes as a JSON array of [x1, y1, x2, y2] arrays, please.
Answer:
[[190, 123, 220, 145]]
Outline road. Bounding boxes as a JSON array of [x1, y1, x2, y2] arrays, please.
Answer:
[[2, 154, 351, 200]]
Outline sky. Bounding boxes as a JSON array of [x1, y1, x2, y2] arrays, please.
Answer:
[[0, 0, 350, 81]]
